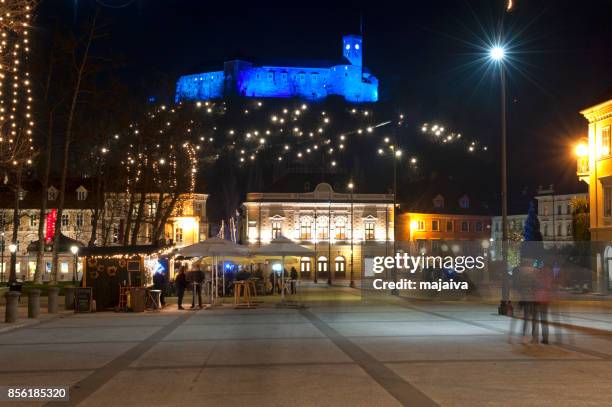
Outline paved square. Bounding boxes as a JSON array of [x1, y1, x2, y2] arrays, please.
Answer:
[[1, 286, 611, 406]]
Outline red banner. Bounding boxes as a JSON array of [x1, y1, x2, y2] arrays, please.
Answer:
[[45, 209, 57, 243]]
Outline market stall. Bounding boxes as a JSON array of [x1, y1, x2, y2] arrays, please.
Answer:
[[78, 244, 172, 311]]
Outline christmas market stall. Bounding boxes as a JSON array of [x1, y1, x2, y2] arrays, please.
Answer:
[[78, 244, 173, 312]]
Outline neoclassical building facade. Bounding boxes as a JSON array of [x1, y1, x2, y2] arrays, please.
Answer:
[[242, 183, 394, 282]]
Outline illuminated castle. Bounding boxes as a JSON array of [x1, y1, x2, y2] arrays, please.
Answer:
[[175, 34, 378, 103]]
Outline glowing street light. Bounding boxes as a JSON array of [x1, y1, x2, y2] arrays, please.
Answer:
[[490, 46, 505, 61], [70, 245, 79, 285], [575, 142, 589, 157], [8, 244, 17, 253]]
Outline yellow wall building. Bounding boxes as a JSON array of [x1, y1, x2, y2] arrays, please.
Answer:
[[578, 97, 612, 292], [579, 98, 612, 241]]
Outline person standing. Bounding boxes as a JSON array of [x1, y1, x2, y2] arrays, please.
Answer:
[[175, 267, 188, 310], [152, 271, 167, 307], [290, 266, 298, 294], [191, 267, 205, 309], [535, 264, 553, 344], [268, 270, 276, 295]]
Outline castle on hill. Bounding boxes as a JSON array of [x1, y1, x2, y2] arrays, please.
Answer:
[[174, 34, 378, 104]]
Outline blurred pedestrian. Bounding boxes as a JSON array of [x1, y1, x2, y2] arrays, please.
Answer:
[[191, 266, 205, 309], [535, 264, 553, 344], [290, 266, 298, 294], [152, 270, 166, 307], [175, 267, 188, 310]]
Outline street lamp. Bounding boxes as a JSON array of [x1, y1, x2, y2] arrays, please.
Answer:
[[0, 231, 5, 283], [489, 44, 510, 314], [348, 182, 355, 288], [70, 245, 79, 285], [8, 243, 17, 285]]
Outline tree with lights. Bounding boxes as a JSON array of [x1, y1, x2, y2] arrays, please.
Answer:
[[0, 0, 35, 284]]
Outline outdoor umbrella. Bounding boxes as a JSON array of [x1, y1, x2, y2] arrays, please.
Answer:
[[176, 238, 250, 303], [251, 235, 314, 301]]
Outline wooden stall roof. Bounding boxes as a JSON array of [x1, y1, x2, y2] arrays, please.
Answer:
[[79, 244, 171, 257]]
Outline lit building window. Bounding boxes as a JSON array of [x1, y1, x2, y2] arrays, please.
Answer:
[[416, 220, 425, 231], [316, 216, 328, 240], [60, 262, 69, 273], [175, 227, 183, 243], [76, 214, 84, 227], [272, 221, 282, 239], [601, 126, 610, 157], [62, 214, 69, 227], [459, 195, 470, 209], [605, 186, 612, 217], [300, 257, 311, 274], [300, 220, 312, 240], [30, 215, 37, 227], [334, 256, 346, 274], [461, 221, 469, 232], [335, 225, 346, 240], [248, 221, 257, 240], [317, 256, 328, 273], [365, 222, 375, 240], [77, 188, 87, 201], [447, 220, 454, 232], [431, 220, 439, 231], [475, 221, 483, 232]]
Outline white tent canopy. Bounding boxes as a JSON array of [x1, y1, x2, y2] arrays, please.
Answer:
[[252, 236, 314, 301], [251, 236, 314, 257], [176, 237, 250, 257], [175, 238, 250, 304]]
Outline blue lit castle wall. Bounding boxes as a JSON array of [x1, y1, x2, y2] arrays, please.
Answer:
[[175, 34, 378, 103]]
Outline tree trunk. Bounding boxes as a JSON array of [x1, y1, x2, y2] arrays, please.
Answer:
[[122, 191, 135, 245], [152, 193, 179, 245], [88, 161, 104, 246], [34, 112, 53, 283], [51, 9, 99, 283], [34, 43, 57, 284], [131, 192, 146, 245], [8, 168, 22, 285]]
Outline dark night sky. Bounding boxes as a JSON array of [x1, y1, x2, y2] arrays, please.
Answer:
[[41, 0, 611, 199]]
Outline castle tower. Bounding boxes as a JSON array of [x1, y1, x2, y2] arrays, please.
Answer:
[[342, 34, 362, 67]]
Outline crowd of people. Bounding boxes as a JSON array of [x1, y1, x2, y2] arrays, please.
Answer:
[[154, 264, 300, 310]]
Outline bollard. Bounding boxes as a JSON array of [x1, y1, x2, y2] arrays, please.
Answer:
[[64, 286, 75, 311], [28, 289, 41, 319], [4, 291, 20, 323], [47, 286, 60, 314]]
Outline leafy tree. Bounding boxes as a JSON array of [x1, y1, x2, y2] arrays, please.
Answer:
[[570, 196, 590, 241]]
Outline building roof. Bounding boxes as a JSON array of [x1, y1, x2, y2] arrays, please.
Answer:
[[398, 177, 493, 216], [246, 182, 393, 204]]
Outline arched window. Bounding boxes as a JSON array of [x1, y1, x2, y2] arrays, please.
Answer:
[[317, 256, 328, 273], [334, 256, 346, 276], [300, 217, 313, 240], [300, 257, 311, 276]]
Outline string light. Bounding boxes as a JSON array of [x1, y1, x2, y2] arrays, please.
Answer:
[[0, 0, 35, 170]]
